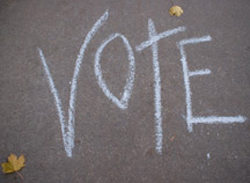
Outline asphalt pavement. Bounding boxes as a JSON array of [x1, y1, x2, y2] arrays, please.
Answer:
[[0, 0, 250, 182]]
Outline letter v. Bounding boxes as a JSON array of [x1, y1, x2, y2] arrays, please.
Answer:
[[37, 10, 109, 157]]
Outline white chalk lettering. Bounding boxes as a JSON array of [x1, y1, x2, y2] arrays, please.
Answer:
[[37, 11, 247, 157], [95, 33, 135, 109], [38, 10, 109, 157], [136, 20, 185, 154], [177, 36, 247, 132]]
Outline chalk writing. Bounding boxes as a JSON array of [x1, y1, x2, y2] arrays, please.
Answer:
[[177, 36, 246, 132], [95, 33, 135, 109], [135, 20, 185, 154], [37, 9, 247, 157], [38, 10, 109, 157]]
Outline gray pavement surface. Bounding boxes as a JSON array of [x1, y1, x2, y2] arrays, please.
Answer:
[[0, 0, 250, 182]]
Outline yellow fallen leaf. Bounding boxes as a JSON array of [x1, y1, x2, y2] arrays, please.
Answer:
[[169, 5, 183, 17], [1, 154, 25, 173]]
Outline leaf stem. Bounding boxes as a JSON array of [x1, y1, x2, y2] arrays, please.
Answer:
[[171, 0, 175, 6], [15, 171, 24, 183]]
